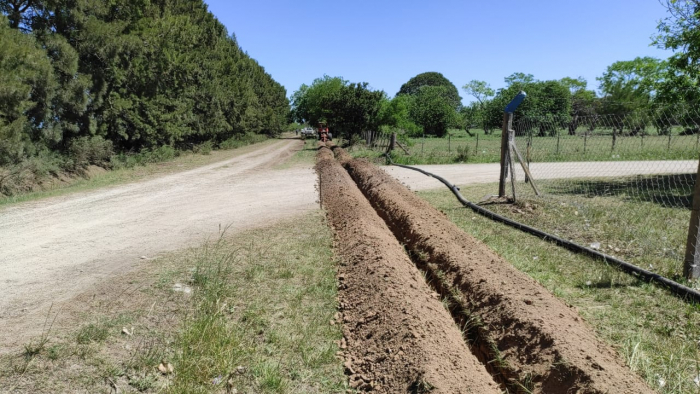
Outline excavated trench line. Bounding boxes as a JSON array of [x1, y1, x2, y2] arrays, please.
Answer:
[[333, 147, 653, 394], [315, 145, 500, 393]]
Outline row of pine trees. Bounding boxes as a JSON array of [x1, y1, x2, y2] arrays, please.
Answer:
[[0, 0, 289, 168]]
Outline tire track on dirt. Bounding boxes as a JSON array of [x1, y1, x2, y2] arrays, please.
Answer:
[[316, 145, 500, 393], [333, 147, 653, 394]]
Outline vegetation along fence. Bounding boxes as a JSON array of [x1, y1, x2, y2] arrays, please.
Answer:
[[504, 109, 700, 284], [363, 105, 700, 288]]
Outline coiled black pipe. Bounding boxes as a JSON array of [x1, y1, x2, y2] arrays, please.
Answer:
[[384, 154, 700, 303]]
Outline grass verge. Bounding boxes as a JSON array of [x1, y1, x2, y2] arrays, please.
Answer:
[[419, 186, 700, 394], [0, 138, 279, 208], [0, 211, 346, 394], [274, 137, 320, 169]]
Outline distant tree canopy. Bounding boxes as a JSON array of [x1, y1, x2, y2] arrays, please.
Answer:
[[397, 72, 462, 110], [480, 74, 572, 135], [409, 86, 457, 137], [290, 76, 385, 138], [0, 0, 289, 167]]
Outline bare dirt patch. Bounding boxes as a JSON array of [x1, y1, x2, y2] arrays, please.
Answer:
[[337, 149, 653, 394], [0, 139, 315, 354], [316, 145, 500, 393]]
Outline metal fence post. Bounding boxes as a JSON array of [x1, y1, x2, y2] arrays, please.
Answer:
[[684, 159, 700, 279]]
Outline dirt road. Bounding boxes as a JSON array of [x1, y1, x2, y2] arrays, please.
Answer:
[[0, 139, 315, 349], [383, 160, 698, 190]]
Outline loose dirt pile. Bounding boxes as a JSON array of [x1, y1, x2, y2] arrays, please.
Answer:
[[315, 145, 500, 393], [335, 148, 652, 394]]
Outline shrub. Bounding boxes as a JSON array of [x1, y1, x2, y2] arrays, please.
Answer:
[[67, 136, 114, 171]]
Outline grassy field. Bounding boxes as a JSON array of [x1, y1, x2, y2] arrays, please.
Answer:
[[354, 128, 700, 165], [0, 212, 347, 393], [420, 185, 700, 393]]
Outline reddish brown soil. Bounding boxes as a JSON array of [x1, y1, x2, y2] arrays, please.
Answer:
[[337, 150, 653, 394], [315, 146, 500, 393]]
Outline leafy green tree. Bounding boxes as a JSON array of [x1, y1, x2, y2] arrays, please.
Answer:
[[597, 57, 666, 105], [483, 74, 572, 136], [290, 76, 385, 138], [654, 1, 700, 120], [596, 57, 667, 133], [559, 77, 598, 134], [377, 95, 421, 136], [397, 72, 462, 110], [462, 80, 495, 133], [409, 86, 457, 137]]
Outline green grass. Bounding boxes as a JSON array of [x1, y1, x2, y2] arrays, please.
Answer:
[[419, 185, 700, 394], [0, 211, 346, 394], [167, 211, 345, 393], [354, 128, 700, 165]]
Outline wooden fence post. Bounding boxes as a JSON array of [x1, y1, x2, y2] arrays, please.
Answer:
[[684, 159, 700, 279], [388, 133, 396, 153], [499, 112, 512, 197], [499, 91, 527, 198]]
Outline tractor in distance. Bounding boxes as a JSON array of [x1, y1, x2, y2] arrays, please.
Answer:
[[317, 122, 332, 142]]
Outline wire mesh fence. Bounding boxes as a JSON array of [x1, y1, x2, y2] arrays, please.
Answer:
[[507, 109, 700, 280]]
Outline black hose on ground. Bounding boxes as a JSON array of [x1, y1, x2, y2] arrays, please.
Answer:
[[383, 154, 700, 304]]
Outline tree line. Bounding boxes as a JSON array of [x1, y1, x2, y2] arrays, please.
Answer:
[[292, 1, 700, 140], [0, 0, 289, 170]]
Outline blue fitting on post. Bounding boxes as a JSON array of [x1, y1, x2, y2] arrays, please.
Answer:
[[504, 91, 527, 113]]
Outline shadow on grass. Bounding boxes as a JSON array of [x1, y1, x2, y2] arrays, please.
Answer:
[[545, 173, 695, 209]]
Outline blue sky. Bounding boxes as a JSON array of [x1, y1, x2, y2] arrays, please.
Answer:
[[204, 0, 672, 104]]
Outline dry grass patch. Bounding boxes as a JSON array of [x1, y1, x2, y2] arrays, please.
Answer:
[[0, 211, 346, 393]]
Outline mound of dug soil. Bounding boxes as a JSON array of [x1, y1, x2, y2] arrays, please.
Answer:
[[337, 149, 652, 394], [315, 146, 500, 393]]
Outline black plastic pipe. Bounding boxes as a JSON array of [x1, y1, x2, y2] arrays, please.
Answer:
[[384, 155, 700, 303]]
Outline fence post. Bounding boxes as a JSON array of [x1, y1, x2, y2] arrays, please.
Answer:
[[612, 129, 617, 151], [556, 130, 560, 155], [476, 133, 479, 154], [421, 134, 425, 155], [684, 159, 700, 279], [668, 131, 672, 151], [388, 133, 396, 153], [584, 133, 587, 155], [499, 113, 512, 197], [448, 133, 451, 152], [499, 91, 527, 198]]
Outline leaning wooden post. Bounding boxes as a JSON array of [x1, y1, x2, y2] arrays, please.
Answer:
[[684, 158, 700, 279], [499, 91, 527, 197], [387, 133, 396, 153]]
